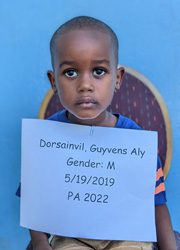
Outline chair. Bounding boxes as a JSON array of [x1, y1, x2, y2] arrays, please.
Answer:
[[39, 66, 172, 179], [26, 66, 179, 249]]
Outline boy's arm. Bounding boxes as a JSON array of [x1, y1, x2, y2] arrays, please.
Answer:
[[155, 204, 176, 250], [29, 230, 52, 250]]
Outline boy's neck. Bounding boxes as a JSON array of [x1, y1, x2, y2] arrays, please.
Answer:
[[67, 111, 117, 127]]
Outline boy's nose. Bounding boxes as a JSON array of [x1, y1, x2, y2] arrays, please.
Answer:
[[77, 74, 94, 92]]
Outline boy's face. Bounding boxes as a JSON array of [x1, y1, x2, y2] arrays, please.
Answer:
[[48, 29, 124, 125]]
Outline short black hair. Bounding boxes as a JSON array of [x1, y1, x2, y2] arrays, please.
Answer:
[[50, 16, 119, 67]]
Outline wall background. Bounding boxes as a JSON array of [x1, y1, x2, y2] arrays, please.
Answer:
[[0, 0, 179, 249]]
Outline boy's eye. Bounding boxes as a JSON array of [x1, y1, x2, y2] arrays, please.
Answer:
[[64, 69, 78, 78], [93, 68, 106, 77]]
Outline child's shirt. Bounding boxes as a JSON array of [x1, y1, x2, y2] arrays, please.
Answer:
[[17, 109, 166, 206], [48, 109, 166, 206]]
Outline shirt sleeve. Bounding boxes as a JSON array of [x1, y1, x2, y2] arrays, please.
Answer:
[[155, 156, 167, 205]]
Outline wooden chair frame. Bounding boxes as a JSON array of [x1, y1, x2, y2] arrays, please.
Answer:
[[38, 66, 172, 179]]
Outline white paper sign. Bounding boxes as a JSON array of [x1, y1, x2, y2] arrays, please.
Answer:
[[20, 119, 157, 242]]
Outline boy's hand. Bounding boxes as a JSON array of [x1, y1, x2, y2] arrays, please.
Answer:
[[29, 230, 52, 250], [34, 244, 52, 250]]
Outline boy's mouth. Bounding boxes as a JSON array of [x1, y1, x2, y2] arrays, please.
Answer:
[[75, 97, 97, 107]]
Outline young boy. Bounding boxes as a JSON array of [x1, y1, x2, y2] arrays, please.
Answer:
[[29, 16, 176, 250]]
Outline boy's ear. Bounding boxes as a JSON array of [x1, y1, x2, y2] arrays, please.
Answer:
[[115, 66, 125, 90], [47, 70, 57, 94]]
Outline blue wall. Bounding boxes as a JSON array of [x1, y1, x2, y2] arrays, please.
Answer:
[[0, 0, 179, 249]]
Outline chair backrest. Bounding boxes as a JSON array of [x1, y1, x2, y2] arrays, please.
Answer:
[[39, 66, 172, 179]]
